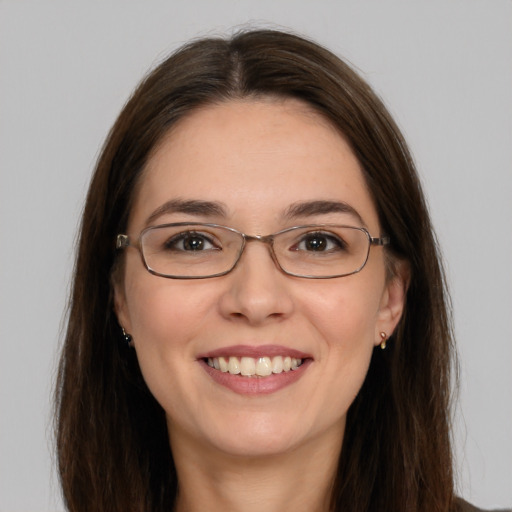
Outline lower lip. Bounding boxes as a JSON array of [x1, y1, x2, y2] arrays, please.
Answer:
[[199, 359, 312, 395]]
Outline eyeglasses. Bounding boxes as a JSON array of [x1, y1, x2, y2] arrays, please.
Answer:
[[116, 223, 390, 279]]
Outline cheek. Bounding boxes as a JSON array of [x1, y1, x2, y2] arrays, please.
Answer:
[[302, 275, 383, 349], [300, 277, 384, 397], [123, 276, 218, 418], [123, 272, 208, 365], [124, 266, 215, 344]]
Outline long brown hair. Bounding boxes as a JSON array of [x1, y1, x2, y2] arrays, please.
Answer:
[[56, 29, 457, 511]]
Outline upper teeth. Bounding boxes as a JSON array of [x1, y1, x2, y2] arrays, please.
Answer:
[[207, 356, 303, 377]]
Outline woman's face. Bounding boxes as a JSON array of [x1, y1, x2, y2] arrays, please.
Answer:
[[115, 99, 406, 458]]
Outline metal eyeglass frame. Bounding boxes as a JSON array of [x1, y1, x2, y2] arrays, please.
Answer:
[[116, 222, 391, 280]]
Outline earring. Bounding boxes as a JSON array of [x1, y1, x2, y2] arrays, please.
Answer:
[[379, 332, 388, 350], [121, 327, 133, 348]]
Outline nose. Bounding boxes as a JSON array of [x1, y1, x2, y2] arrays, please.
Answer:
[[217, 241, 294, 325]]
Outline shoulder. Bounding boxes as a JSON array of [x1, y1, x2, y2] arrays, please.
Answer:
[[455, 498, 512, 512]]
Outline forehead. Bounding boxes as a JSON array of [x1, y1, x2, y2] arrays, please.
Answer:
[[130, 98, 379, 232]]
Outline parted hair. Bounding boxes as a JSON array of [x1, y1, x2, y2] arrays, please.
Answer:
[[56, 29, 457, 511]]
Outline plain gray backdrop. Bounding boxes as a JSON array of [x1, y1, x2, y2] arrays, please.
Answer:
[[1, 1, 511, 510]]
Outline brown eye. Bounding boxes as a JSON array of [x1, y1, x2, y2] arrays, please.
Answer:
[[164, 232, 218, 252], [303, 235, 327, 251], [296, 232, 346, 252]]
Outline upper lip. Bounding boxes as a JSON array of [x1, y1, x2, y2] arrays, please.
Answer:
[[197, 344, 312, 360]]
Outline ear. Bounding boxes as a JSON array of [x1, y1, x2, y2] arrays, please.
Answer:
[[374, 261, 410, 346], [112, 277, 132, 334]]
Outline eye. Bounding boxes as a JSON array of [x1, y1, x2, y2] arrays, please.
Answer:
[[294, 231, 347, 252], [164, 231, 219, 252]]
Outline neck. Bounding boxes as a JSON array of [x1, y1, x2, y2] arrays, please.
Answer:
[[170, 424, 343, 512]]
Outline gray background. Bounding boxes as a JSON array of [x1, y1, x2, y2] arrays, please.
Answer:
[[1, 1, 511, 510]]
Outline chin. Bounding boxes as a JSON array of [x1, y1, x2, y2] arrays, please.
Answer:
[[207, 426, 306, 459], [175, 407, 344, 460]]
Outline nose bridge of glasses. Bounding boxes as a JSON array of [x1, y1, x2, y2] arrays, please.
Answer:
[[243, 233, 275, 245], [237, 233, 281, 268]]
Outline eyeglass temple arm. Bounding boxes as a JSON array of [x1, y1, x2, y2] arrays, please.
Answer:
[[116, 234, 130, 249], [370, 236, 390, 246]]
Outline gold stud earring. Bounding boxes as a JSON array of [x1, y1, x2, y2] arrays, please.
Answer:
[[379, 332, 388, 350]]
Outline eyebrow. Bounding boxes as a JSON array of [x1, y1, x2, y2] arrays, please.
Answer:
[[145, 199, 228, 225], [146, 198, 365, 227], [283, 200, 365, 226]]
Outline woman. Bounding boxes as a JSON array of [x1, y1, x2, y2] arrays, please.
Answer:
[[55, 29, 485, 511]]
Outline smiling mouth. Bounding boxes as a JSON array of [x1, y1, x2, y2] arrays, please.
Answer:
[[205, 356, 304, 377]]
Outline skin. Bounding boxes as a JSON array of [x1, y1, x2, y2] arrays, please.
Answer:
[[115, 98, 407, 512]]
